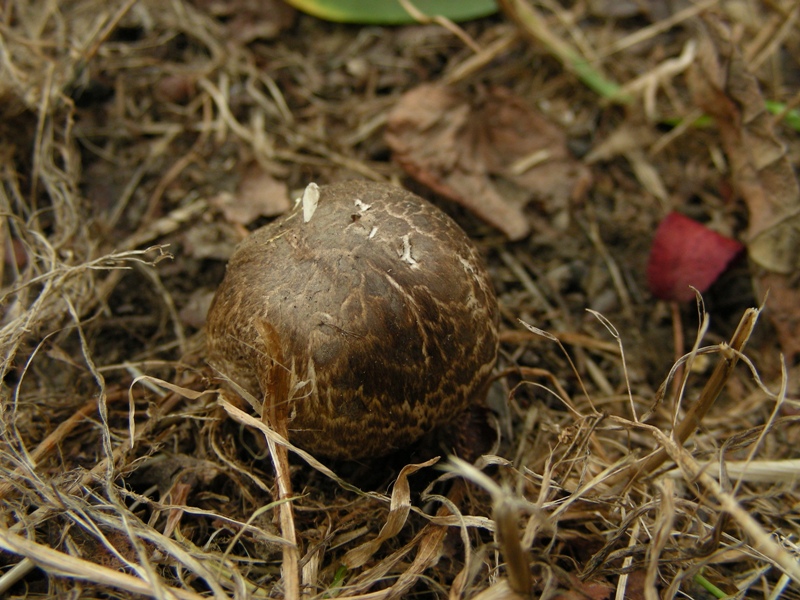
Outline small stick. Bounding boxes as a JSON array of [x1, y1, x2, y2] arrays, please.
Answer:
[[0, 395, 115, 501], [639, 307, 760, 478], [255, 320, 300, 600], [668, 301, 685, 406]]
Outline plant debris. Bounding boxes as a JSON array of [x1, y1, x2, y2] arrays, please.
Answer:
[[0, 1, 798, 599], [690, 15, 800, 360], [647, 211, 744, 302], [386, 83, 592, 240]]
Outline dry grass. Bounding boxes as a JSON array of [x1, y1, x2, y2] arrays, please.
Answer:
[[1, 0, 799, 598]]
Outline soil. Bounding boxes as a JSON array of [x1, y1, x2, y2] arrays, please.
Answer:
[[1, 1, 799, 598]]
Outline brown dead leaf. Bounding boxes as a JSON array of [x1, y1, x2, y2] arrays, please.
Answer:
[[756, 271, 800, 359], [690, 18, 800, 275], [386, 84, 591, 240], [182, 221, 240, 260], [689, 16, 800, 358], [162, 473, 195, 539], [619, 570, 647, 600], [254, 318, 290, 427], [212, 164, 291, 225], [179, 289, 215, 329], [470, 579, 528, 600]]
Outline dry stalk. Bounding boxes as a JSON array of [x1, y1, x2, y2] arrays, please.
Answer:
[[0, 528, 210, 600], [1, 0, 796, 597], [638, 307, 760, 478], [653, 427, 800, 583]]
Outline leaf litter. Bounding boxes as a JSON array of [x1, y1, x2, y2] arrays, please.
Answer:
[[386, 83, 592, 240], [0, 1, 799, 599], [689, 15, 800, 360], [647, 211, 744, 303]]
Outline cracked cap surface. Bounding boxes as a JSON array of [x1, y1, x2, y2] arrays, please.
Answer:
[[206, 180, 500, 460]]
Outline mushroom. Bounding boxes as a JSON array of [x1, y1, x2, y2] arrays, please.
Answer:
[[206, 180, 499, 460]]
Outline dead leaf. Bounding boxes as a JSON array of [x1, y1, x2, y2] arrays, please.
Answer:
[[182, 221, 240, 260], [386, 84, 591, 240], [647, 212, 744, 303], [254, 319, 290, 428], [585, 124, 657, 163], [690, 18, 800, 275], [689, 16, 800, 357], [178, 289, 215, 329], [470, 579, 528, 600], [757, 271, 800, 358], [162, 474, 195, 539], [618, 570, 647, 600], [212, 164, 290, 225], [550, 573, 614, 600]]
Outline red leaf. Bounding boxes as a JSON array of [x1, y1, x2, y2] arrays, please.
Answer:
[[647, 212, 744, 302]]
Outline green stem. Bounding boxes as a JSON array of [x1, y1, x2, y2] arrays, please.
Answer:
[[694, 572, 729, 599]]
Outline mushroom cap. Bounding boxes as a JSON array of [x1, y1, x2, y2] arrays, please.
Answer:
[[206, 181, 499, 460]]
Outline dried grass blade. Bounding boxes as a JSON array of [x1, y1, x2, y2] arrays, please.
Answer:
[[643, 481, 675, 600], [494, 500, 532, 597], [217, 397, 369, 496], [445, 459, 534, 596], [470, 578, 528, 599], [128, 375, 211, 448], [0, 396, 98, 501], [344, 457, 439, 569], [0, 527, 213, 600], [682, 458, 800, 484], [654, 428, 800, 582], [385, 523, 447, 599], [638, 307, 760, 478]]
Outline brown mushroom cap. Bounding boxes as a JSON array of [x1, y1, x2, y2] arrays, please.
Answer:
[[206, 180, 499, 460]]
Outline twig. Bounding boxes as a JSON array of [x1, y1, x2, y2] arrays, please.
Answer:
[[639, 307, 760, 477]]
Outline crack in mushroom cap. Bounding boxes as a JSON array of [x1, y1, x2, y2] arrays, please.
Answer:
[[206, 180, 500, 460]]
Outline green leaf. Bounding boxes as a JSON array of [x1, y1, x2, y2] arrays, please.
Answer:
[[283, 0, 498, 24], [766, 99, 800, 133]]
